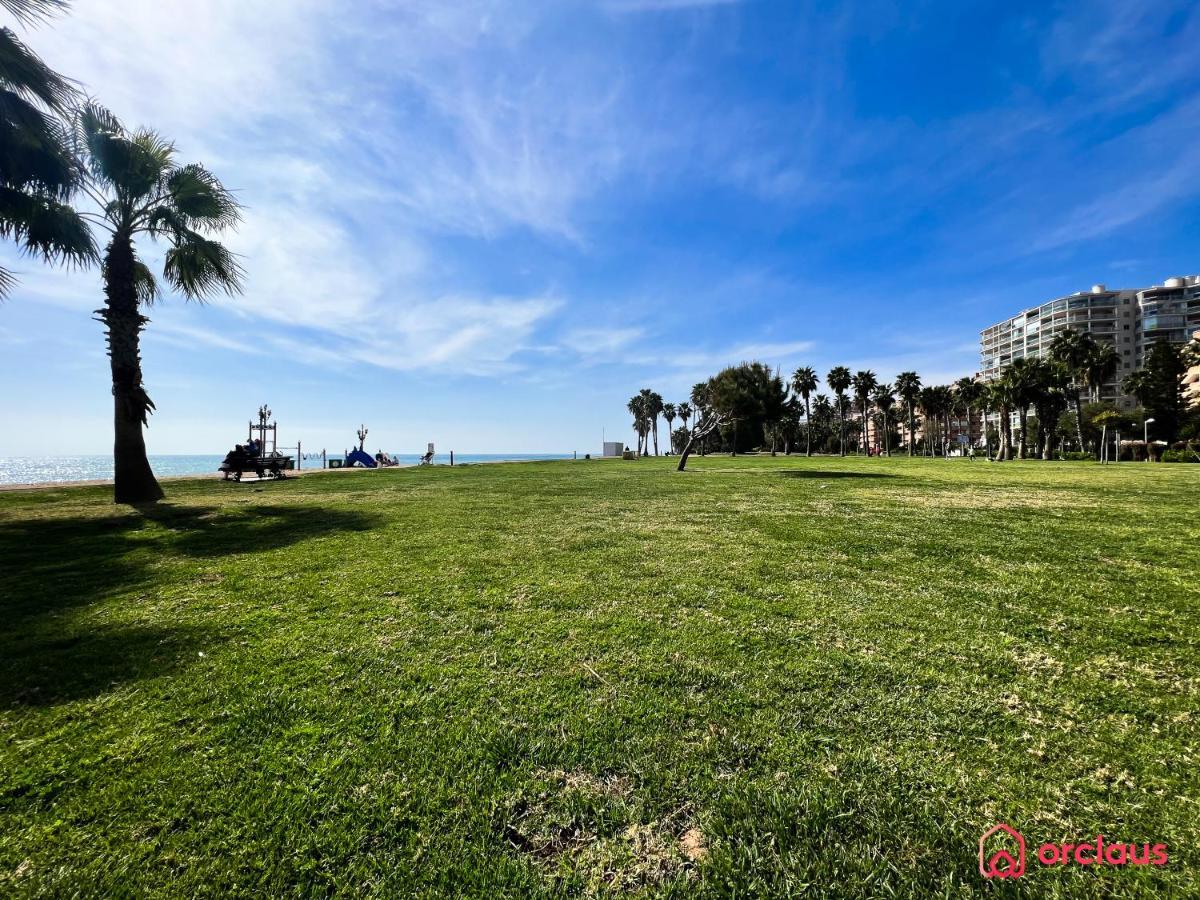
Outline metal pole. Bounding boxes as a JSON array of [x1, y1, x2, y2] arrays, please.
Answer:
[[450, 450, 454, 466], [297, 440, 302, 471]]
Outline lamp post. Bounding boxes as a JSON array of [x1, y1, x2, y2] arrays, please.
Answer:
[[1144, 417, 1155, 462]]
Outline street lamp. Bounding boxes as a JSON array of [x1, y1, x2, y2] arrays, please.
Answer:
[[1144, 418, 1155, 461]]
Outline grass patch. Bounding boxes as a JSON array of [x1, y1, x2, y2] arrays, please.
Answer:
[[1, 456, 1197, 896]]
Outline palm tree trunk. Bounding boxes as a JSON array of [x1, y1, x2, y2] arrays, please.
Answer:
[[839, 405, 846, 456], [100, 232, 164, 504], [805, 398, 812, 457], [1072, 391, 1085, 453], [1017, 408, 1028, 459], [907, 406, 914, 456]]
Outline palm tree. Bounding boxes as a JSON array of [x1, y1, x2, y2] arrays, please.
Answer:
[[953, 377, 982, 455], [1050, 328, 1096, 452], [0, 0, 97, 296], [690, 382, 711, 456], [69, 104, 243, 503], [894, 371, 921, 456], [872, 383, 896, 455], [826, 366, 851, 456], [662, 402, 677, 453], [644, 390, 664, 455], [1031, 359, 1068, 459], [850, 370, 877, 454], [790, 366, 819, 457], [627, 393, 648, 455], [986, 379, 1014, 461], [1084, 342, 1119, 403], [1002, 358, 1040, 459], [677, 401, 692, 432]]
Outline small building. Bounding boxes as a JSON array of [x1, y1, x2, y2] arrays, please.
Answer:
[[602, 441, 624, 458]]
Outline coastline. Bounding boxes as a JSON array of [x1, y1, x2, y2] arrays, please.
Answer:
[[0, 455, 577, 492]]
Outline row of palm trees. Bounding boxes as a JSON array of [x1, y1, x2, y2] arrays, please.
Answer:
[[626, 388, 693, 455], [786, 366, 983, 458], [630, 327, 1132, 460], [1, 0, 244, 502]]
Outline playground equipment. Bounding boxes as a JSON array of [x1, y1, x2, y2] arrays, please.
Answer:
[[219, 404, 296, 481]]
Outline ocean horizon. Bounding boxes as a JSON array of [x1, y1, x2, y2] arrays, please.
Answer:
[[0, 453, 576, 486]]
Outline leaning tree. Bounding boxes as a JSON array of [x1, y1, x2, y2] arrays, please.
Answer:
[[676, 383, 729, 472]]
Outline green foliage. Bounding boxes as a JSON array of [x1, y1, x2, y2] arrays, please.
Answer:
[[1161, 448, 1198, 463], [0, 10, 97, 295], [708, 361, 783, 453]]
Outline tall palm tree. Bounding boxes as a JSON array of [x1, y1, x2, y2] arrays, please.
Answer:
[[677, 401, 692, 432], [790, 366, 819, 457], [1049, 328, 1096, 452], [1002, 358, 1041, 459], [811, 394, 832, 452], [894, 371, 921, 456], [69, 104, 244, 503], [1084, 342, 1119, 403], [662, 402, 677, 453], [986, 379, 1015, 461], [1031, 359, 1068, 459], [690, 382, 711, 456], [826, 366, 851, 456], [0, 0, 97, 296], [850, 370, 877, 453], [872, 383, 896, 455], [627, 393, 647, 455], [953, 377, 982, 455], [643, 389, 664, 455]]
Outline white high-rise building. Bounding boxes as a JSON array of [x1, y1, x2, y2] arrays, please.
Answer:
[[980, 275, 1200, 409]]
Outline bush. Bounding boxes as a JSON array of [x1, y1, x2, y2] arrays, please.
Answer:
[[1161, 449, 1199, 463], [1057, 451, 1096, 461]]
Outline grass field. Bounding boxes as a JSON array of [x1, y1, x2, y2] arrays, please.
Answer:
[[1, 456, 1197, 897]]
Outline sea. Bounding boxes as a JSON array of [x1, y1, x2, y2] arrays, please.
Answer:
[[0, 453, 575, 486]]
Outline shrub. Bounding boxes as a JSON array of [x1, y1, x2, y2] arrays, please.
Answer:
[[1161, 449, 1199, 463], [1057, 451, 1096, 461]]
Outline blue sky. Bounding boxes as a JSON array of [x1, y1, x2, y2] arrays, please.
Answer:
[[1, 0, 1198, 455]]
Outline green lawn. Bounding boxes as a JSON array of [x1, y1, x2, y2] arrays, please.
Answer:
[[1, 456, 1197, 897]]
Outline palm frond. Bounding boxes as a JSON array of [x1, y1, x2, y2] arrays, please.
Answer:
[[132, 257, 159, 305], [164, 163, 241, 231], [0, 26, 75, 110], [0, 0, 70, 27], [75, 104, 173, 199], [0, 93, 76, 194], [162, 230, 244, 301], [0, 263, 14, 296], [0, 183, 96, 264]]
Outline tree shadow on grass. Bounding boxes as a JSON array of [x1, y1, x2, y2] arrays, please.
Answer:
[[0, 502, 380, 708], [777, 470, 897, 479], [0, 623, 219, 708], [0, 503, 382, 629]]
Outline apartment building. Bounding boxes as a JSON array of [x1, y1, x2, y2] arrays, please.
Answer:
[[980, 275, 1200, 410]]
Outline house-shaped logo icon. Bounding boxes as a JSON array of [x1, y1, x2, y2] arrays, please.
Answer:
[[979, 823, 1026, 879]]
